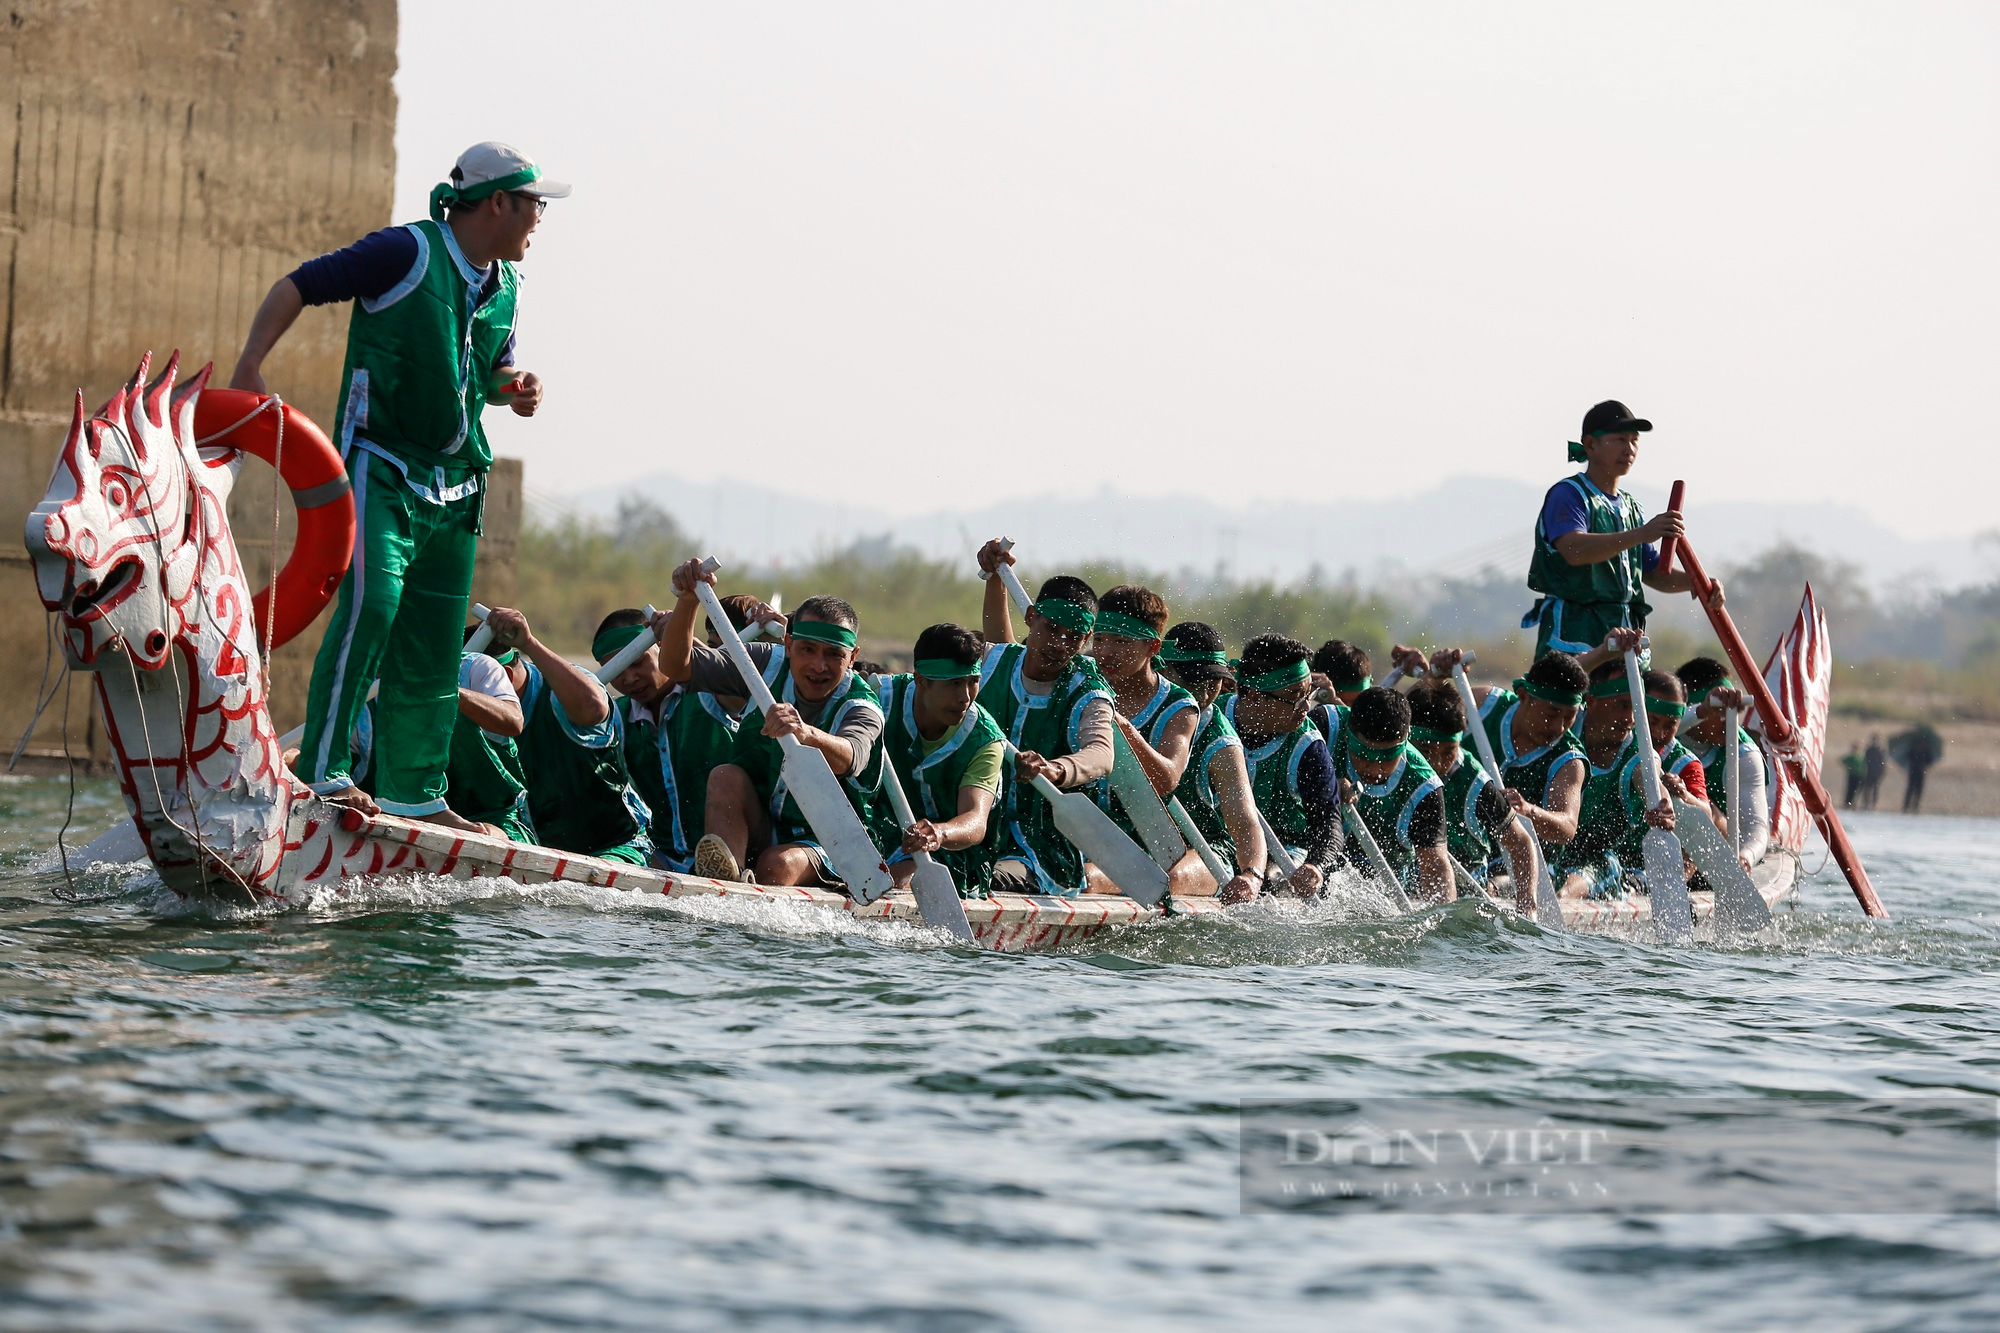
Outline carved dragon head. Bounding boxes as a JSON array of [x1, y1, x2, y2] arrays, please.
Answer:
[[24, 353, 217, 671]]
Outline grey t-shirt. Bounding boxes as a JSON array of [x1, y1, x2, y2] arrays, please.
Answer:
[[684, 641, 882, 773]]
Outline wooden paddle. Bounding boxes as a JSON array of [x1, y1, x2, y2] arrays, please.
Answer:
[[1624, 642, 1695, 943], [876, 759, 977, 941], [1001, 741, 1171, 906], [1448, 653, 1564, 930], [694, 559, 896, 904]]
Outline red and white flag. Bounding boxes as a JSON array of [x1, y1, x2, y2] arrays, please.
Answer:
[[1749, 584, 1832, 852]]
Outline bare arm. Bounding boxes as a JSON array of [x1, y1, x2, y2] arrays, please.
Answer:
[[976, 538, 1018, 644], [1497, 817, 1540, 915], [1413, 844, 1456, 903], [230, 277, 304, 393], [1116, 706, 1198, 794], [485, 607, 609, 727], [1207, 744, 1267, 874], [1553, 508, 1678, 567], [458, 688, 523, 737], [656, 558, 711, 685], [1508, 757, 1583, 844]]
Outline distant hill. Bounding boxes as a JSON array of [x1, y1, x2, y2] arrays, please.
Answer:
[[550, 472, 1984, 594]]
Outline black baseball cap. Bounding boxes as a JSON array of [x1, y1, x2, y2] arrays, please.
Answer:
[[1581, 400, 1652, 436]]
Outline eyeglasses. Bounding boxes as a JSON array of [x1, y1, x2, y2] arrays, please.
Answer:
[[507, 192, 549, 217]]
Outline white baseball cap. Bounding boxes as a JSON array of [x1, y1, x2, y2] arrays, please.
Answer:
[[431, 142, 571, 219]]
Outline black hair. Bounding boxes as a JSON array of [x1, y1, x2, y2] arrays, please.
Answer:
[[1642, 668, 1685, 700], [1239, 632, 1311, 680], [1405, 680, 1466, 736], [1312, 639, 1371, 683], [1588, 659, 1625, 686], [1526, 650, 1589, 697], [1676, 656, 1730, 699], [913, 622, 983, 669], [852, 659, 888, 677], [1098, 585, 1168, 634], [1036, 575, 1098, 613], [1349, 686, 1413, 746], [793, 594, 858, 630], [595, 607, 647, 638], [1158, 621, 1231, 686]]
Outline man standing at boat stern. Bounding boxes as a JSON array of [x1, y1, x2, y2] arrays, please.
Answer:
[[230, 143, 569, 829], [1523, 400, 1712, 664]]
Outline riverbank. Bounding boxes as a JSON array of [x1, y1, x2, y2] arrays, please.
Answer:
[[1820, 716, 2000, 818]]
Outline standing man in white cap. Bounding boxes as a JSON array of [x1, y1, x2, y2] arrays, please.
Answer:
[[231, 142, 570, 828]]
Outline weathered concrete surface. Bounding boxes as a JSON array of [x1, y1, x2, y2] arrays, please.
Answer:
[[1, 1, 520, 771]]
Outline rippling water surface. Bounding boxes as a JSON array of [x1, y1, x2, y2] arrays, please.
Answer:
[[3, 775, 1996, 1331]]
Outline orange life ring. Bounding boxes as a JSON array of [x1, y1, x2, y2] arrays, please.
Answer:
[[193, 389, 356, 652]]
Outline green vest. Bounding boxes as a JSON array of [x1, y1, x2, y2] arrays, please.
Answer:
[[1477, 690, 1588, 806], [618, 688, 738, 872], [336, 219, 518, 496], [1098, 674, 1198, 843], [1230, 697, 1322, 851], [976, 643, 1113, 895], [1562, 734, 1700, 870], [733, 655, 885, 847], [1173, 703, 1242, 866], [445, 710, 534, 842], [518, 665, 645, 857], [878, 674, 1007, 895], [1527, 474, 1652, 633], [1438, 751, 1499, 874], [1309, 700, 1349, 752], [1342, 743, 1444, 881]]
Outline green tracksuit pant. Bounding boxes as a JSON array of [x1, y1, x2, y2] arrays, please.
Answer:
[[298, 449, 480, 816]]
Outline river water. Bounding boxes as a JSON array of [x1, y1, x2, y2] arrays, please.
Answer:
[[2, 774, 1995, 1331]]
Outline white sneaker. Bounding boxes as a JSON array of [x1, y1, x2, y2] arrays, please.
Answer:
[[693, 834, 743, 883]]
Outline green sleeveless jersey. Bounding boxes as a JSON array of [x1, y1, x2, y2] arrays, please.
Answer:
[[335, 219, 518, 499], [444, 711, 534, 843], [618, 688, 738, 873], [1231, 700, 1323, 851], [976, 643, 1113, 895], [1526, 474, 1653, 639], [1562, 734, 1702, 871], [1309, 700, 1349, 752], [1476, 690, 1588, 806], [518, 664, 648, 859], [1098, 675, 1199, 843], [1173, 704, 1243, 865], [877, 674, 1008, 895], [1437, 751, 1500, 874], [734, 658, 886, 850], [1342, 743, 1445, 881]]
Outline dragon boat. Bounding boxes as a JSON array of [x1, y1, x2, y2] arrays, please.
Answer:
[[24, 355, 1824, 951]]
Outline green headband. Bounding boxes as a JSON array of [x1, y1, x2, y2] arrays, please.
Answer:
[[1514, 676, 1585, 708], [1349, 734, 1405, 763], [1241, 658, 1311, 694], [1032, 598, 1096, 635], [1157, 644, 1229, 665], [1588, 677, 1629, 699], [1409, 726, 1461, 743], [1645, 696, 1688, 719], [1329, 674, 1372, 691], [429, 165, 542, 222], [788, 619, 858, 650], [915, 657, 980, 680], [1093, 611, 1162, 641], [591, 622, 651, 663]]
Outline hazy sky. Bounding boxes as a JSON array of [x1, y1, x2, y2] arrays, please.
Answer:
[[392, 2, 1999, 538]]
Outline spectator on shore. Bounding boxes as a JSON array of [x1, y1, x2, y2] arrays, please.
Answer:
[[1840, 743, 1866, 809], [1863, 735, 1887, 810], [1899, 726, 1942, 815]]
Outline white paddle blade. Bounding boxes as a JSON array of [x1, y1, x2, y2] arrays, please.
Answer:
[[1672, 799, 1773, 935], [1255, 807, 1300, 878], [908, 853, 976, 940], [1108, 727, 1187, 871], [1525, 831, 1564, 930], [776, 734, 897, 903], [1169, 796, 1233, 884], [1043, 781, 1170, 906], [1644, 828, 1695, 943]]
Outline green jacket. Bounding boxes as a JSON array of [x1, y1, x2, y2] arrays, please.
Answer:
[[336, 218, 518, 501]]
